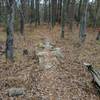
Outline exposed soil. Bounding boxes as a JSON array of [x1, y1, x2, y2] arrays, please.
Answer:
[[0, 25, 100, 100]]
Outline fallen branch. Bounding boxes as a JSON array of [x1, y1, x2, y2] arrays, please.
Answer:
[[83, 63, 100, 92]]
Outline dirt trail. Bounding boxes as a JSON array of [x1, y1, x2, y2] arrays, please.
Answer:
[[0, 26, 100, 99]]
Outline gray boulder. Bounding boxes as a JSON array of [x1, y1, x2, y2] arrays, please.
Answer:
[[7, 88, 26, 97]]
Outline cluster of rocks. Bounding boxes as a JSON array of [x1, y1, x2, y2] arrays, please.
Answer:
[[0, 40, 64, 99], [35, 40, 64, 70]]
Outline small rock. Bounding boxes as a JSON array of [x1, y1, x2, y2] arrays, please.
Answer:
[[7, 88, 26, 97], [37, 42, 45, 49], [44, 41, 54, 50], [52, 48, 64, 59], [37, 51, 48, 57], [23, 49, 28, 55]]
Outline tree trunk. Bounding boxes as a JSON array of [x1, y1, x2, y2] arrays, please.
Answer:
[[30, 0, 35, 24], [50, 0, 53, 28], [0, 1, 1, 23], [79, 0, 88, 42], [93, 0, 100, 31], [35, 0, 40, 26], [20, 0, 25, 35], [50, 0, 57, 28], [6, 0, 15, 62], [57, 0, 62, 24], [20, 12, 24, 35], [66, 0, 70, 23], [61, 0, 67, 38], [68, 0, 76, 31], [48, 0, 50, 24], [44, 0, 48, 22], [77, 0, 82, 26]]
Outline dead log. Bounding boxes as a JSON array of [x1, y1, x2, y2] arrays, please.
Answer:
[[84, 63, 100, 92]]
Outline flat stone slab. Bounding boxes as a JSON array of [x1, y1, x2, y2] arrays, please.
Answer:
[[6, 88, 26, 97]]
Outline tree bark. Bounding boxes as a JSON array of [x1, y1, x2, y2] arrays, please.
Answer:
[[30, 0, 35, 24], [77, 0, 82, 26], [20, 0, 25, 35], [93, 0, 100, 31], [6, 0, 15, 62], [79, 0, 89, 42], [57, 0, 62, 24], [50, 0, 57, 28], [0, 1, 1, 23], [61, 0, 67, 38], [44, 0, 48, 22], [35, 0, 40, 26], [68, 0, 76, 31], [48, 0, 50, 24]]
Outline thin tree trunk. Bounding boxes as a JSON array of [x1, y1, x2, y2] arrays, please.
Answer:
[[44, 0, 47, 22], [61, 0, 67, 38], [77, 0, 82, 26], [20, 12, 24, 35], [30, 0, 35, 24], [6, 0, 15, 62], [0, 1, 1, 23], [50, 0, 53, 28], [66, 0, 70, 23], [79, 0, 88, 42], [57, 0, 62, 24], [50, 0, 57, 28], [20, 0, 25, 35], [48, 0, 50, 24], [68, 0, 76, 31], [35, 0, 40, 26], [93, 0, 100, 31]]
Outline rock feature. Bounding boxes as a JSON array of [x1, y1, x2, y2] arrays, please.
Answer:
[[7, 88, 26, 97], [35, 40, 64, 69]]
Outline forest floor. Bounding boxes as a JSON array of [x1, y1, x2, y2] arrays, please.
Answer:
[[0, 24, 100, 100]]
